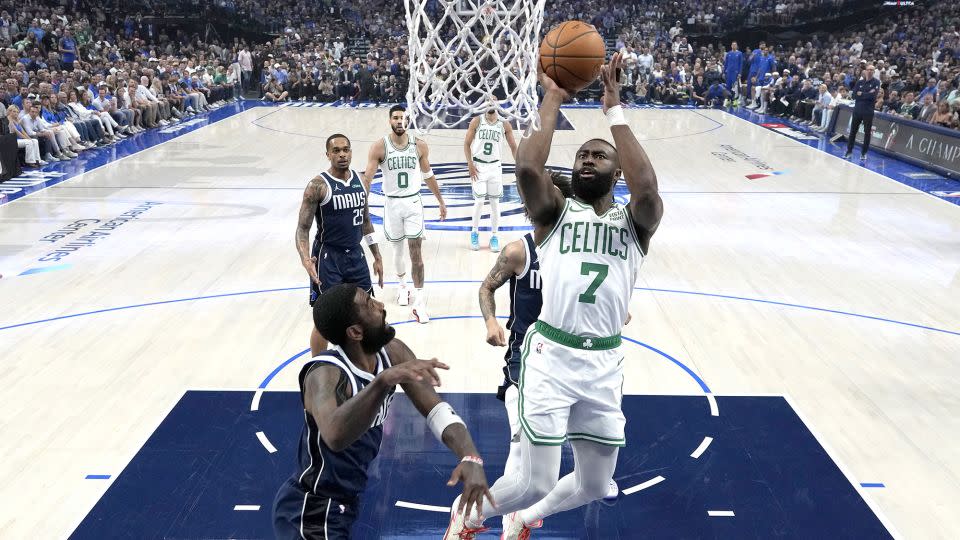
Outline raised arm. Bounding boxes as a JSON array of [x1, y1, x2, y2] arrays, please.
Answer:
[[601, 52, 663, 253], [296, 176, 327, 285], [361, 138, 385, 192], [516, 75, 568, 233], [503, 120, 519, 161], [417, 138, 446, 220], [302, 363, 395, 452], [478, 240, 525, 346], [385, 338, 493, 518]]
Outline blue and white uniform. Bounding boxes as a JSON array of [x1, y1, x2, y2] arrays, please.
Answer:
[[499, 233, 542, 400], [309, 170, 372, 305], [273, 346, 396, 539]]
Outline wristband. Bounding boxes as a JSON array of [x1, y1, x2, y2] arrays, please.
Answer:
[[461, 455, 484, 466], [363, 233, 378, 246], [422, 168, 435, 180], [426, 401, 466, 441], [606, 105, 627, 127]]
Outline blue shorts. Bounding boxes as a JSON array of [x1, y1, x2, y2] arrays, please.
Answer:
[[496, 330, 525, 401], [273, 478, 358, 539], [309, 243, 372, 306]]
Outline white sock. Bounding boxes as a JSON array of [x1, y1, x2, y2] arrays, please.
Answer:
[[414, 287, 425, 306], [393, 241, 407, 283], [489, 197, 500, 235], [472, 199, 483, 233]]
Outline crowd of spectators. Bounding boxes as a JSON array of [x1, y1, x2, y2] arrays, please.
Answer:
[[0, 0, 957, 171]]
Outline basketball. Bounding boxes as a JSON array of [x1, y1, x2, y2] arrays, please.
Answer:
[[539, 20, 606, 92]]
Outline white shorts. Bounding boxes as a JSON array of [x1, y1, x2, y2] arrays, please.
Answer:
[[471, 161, 503, 199], [518, 324, 626, 447], [383, 195, 424, 242]]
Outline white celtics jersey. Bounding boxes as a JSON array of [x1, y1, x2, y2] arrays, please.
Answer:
[[471, 117, 504, 163], [380, 135, 421, 197], [537, 199, 644, 338]]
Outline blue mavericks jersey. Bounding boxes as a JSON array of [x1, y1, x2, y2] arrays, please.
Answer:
[[294, 346, 395, 501], [314, 170, 366, 249], [506, 233, 542, 336]]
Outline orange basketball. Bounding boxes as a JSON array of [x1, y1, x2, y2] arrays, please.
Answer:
[[539, 21, 606, 92]]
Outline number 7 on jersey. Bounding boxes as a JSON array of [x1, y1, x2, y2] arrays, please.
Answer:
[[578, 262, 609, 304]]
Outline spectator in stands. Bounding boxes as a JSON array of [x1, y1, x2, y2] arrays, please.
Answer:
[[239, 46, 253, 91], [690, 74, 708, 107], [58, 28, 76, 72], [928, 99, 956, 128], [918, 94, 937, 123], [263, 76, 288, 101], [918, 78, 939, 102], [899, 92, 921, 120], [7, 103, 42, 166]]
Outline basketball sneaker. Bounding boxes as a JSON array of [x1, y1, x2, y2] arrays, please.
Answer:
[[500, 512, 542, 539], [470, 231, 480, 251], [396, 285, 410, 306], [412, 292, 430, 323], [604, 479, 620, 501], [490, 235, 500, 252], [443, 495, 488, 539]]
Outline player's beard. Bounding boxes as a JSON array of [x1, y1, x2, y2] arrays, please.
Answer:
[[571, 168, 616, 203], [391, 124, 405, 136], [360, 318, 396, 354]]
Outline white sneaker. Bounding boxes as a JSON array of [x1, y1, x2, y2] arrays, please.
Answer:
[[501, 512, 542, 540], [604, 479, 619, 501], [396, 286, 410, 306], [412, 301, 430, 324], [443, 495, 488, 539]]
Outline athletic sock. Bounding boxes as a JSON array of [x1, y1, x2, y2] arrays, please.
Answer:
[[489, 197, 500, 234], [472, 199, 483, 233]]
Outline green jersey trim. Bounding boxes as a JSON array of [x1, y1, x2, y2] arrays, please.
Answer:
[[534, 320, 622, 350]]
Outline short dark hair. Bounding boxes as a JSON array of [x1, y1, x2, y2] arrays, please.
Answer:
[[326, 133, 350, 151], [581, 138, 619, 163], [388, 104, 405, 116], [312, 283, 361, 346]]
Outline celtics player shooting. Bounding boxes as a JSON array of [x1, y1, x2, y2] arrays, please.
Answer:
[[445, 52, 663, 539], [463, 103, 518, 252], [363, 105, 447, 324]]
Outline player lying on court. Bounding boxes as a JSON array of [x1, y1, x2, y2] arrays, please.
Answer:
[[273, 283, 494, 539], [477, 171, 620, 534], [296, 133, 384, 356], [445, 52, 663, 539]]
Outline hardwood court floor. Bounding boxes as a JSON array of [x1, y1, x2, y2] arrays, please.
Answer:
[[1, 104, 958, 538]]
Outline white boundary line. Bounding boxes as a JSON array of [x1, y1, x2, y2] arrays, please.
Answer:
[[716, 108, 958, 210], [622, 475, 666, 495], [256, 431, 278, 454], [2, 106, 261, 207], [706, 393, 719, 416], [395, 500, 451, 513], [233, 504, 261, 511], [690, 436, 714, 459], [251, 389, 264, 412], [707, 510, 735, 517], [782, 393, 902, 539], [63, 390, 188, 537]]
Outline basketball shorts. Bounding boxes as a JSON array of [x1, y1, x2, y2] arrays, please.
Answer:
[[472, 161, 503, 199], [518, 323, 626, 447], [309, 243, 373, 306], [496, 329, 524, 401], [273, 478, 358, 539], [383, 195, 424, 242]]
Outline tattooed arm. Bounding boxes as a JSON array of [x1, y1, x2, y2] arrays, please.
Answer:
[[302, 364, 390, 452], [296, 176, 328, 285], [478, 239, 527, 346]]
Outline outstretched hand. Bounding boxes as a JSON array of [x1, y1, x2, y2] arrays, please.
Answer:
[[600, 51, 624, 113], [448, 461, 495, 524], [538, 72, 571, 101]]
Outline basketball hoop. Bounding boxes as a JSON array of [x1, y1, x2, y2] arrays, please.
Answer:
[[404, 0, 546, 133]]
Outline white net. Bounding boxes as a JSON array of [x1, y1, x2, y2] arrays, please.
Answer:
[[404, 0, 546, 132]]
